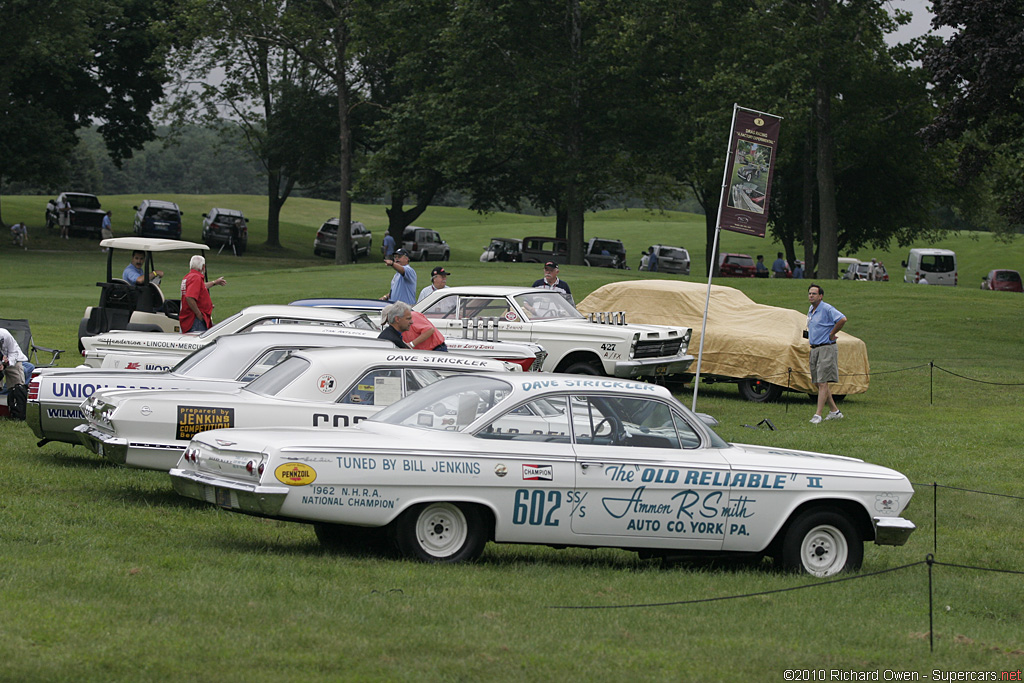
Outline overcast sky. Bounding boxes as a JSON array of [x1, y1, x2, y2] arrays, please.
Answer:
[[886, 0, 954, 44]]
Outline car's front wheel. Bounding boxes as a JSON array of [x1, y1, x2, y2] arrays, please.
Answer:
[[778, 508, 863, 577], [393, 502, 487, 563], [737, 379, 783, 402]]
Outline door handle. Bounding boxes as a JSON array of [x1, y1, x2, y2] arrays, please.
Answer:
[[579, 462, 605, 470]]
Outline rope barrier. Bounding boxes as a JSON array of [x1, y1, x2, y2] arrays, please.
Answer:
[[548, 561, 926, 609], [738, 361, 1023, 385]]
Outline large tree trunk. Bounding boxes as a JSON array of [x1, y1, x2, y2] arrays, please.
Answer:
[[565, 184, 585, 265], [334, 17, 353, 266], [814, 0, 838, 279], [801, 127, 816, 277]]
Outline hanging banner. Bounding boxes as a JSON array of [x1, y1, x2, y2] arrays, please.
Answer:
[[717, 107, 782, 238]]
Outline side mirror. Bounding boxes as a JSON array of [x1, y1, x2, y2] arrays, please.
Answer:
[[696, 413, 720, 427], [202, 213, 208, 218], [901, 261, 907, 267], [133, 206, 139, 210]]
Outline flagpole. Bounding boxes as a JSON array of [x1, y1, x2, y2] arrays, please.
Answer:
[[692, 103, 739, 413]]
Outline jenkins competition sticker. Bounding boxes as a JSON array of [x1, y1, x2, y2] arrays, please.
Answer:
[[176, 406, 235, 440]]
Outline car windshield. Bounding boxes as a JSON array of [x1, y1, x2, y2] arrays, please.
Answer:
[[726, 255, 754, 267], [513, 291, 584, 321], [66, 194, 101, 210], [243, 356, 310, 397], [996, 271, 1021, 282], [659, 248, 687, 259], [173, 341, 296, 382], [200, 312, 242, 339], [370, 375, 514, 432]]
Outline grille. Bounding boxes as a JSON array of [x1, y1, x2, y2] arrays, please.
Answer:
[[634, 338, 683, 359]]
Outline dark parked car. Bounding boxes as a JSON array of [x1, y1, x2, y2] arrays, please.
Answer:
[[981, 269, 1023, 292], [402, 226, 449, 261], [313, 219, 372, 260], [521, 236, 569, 264], [584, 238, 628, 268], [480, 237, 523, 262], [133, 200, 183, 240], [45, 192, 106, 237], [718, 253, 756, 277], [201, 208, 248, 255]]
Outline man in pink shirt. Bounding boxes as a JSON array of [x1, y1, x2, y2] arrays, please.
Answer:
[[402, 311, 447, 351]]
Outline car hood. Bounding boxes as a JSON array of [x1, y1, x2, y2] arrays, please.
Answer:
[[724, 442, 910, 486]]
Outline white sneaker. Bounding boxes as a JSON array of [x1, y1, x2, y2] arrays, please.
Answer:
[[825, 410, 844, 420], [810, 414, 822, 424]]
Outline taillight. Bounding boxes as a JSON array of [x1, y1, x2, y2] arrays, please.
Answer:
[[501, 358, 535, 371], [28, 380, 39, 400], [257, 462, 265, 476], [246, 460, 255, 474]]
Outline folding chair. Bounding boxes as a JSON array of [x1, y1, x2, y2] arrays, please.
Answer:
[[0, 318, 64, 368]]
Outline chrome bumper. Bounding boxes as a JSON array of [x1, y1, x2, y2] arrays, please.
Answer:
[[612, 353, 694, 379], [170, 468, 289, 517], [74, 423, 128, 465], [872, 516, 916, 546]]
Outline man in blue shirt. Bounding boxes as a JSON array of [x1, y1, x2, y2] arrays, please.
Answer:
[[381, 248, 417, 305], [648, 249, 659, 272], [772, 252, 787, 278], [122, 250, 163, 285], [381, 231, 396, 259], [806, 283, 847, 424]]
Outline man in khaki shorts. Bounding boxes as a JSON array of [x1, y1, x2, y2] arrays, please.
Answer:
[[806, 283, 847, 424]]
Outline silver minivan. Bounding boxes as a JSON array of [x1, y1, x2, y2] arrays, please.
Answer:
[[903, 248, 957, 286]]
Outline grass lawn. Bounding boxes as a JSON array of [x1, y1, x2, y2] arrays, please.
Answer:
[[1, 196, 1022, 681]]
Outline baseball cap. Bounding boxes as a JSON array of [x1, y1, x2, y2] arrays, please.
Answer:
[[431, 266, 451, 277], [392, 248, 409, 258], [544, 261, 558, 269]]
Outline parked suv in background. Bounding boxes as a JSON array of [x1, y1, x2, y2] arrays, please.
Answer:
[[642, 244, 690, 274], [202, 208, 248, 255], [133, 200, 183, 240], [45, 192, 106, 237], [718, 252, 756, 277], [402, 226, 449, 261], [584, 238, 628, 268], [313, 219, 372, 260], [981, 269, 1022, 292]]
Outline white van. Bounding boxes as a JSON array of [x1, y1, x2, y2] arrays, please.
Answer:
[[903, 248, 957, 286]]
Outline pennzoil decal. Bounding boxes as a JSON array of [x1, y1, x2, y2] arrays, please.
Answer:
[[176, 406, 235, 440], [276, 462, 317, 486]]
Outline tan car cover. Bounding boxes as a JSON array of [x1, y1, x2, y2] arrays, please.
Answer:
[[578, 280, 868, 395]]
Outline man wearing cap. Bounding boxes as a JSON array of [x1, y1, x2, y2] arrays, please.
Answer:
[[532, 262, 574, 306], [418, 266, 451, 303], [381, 248, 417, 305]]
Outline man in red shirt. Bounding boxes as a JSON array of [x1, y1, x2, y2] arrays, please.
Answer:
[[402, 311, 447, 351], [180, 255, 226, 332]]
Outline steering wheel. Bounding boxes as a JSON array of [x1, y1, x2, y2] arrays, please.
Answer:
[[594, 416, 624, 444]]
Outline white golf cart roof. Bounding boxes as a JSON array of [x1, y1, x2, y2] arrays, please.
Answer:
[[100, 237, 209, 252]]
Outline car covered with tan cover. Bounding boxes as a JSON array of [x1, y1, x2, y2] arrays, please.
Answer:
[[578, 281, 869, 401]]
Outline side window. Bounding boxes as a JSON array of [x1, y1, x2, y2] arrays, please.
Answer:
[[338, 369, 403, 406], [673, 413, 702, 449], [477, 396, 571, 443], [421, 296, 458, 319], [571, 395, 683, 449], [458, 297, 511, 320], [238, 348, 296, 383]]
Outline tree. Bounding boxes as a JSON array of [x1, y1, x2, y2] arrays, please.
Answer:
[[167, 0, 338, 249], [923, 0, 1024, 234], [0, 0, 176, 223]]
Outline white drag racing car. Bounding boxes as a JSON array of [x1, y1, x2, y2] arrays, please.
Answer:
[[170, 374, 916, 577], [81, 304, 547, 372], [76, 348, 520, 472], [415, 286, 694, 379], [26, 331, 392, 446]]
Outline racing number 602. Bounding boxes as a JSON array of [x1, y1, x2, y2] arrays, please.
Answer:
[[512, 489, 561, 527]]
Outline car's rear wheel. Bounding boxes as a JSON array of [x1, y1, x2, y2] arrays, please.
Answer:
[[737, 378, 783, 402], [778, 508, 863, 577], [393, 502, 487, 563]]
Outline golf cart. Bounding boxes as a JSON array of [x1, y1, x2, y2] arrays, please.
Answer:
[[78, 237, 210, 351]]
